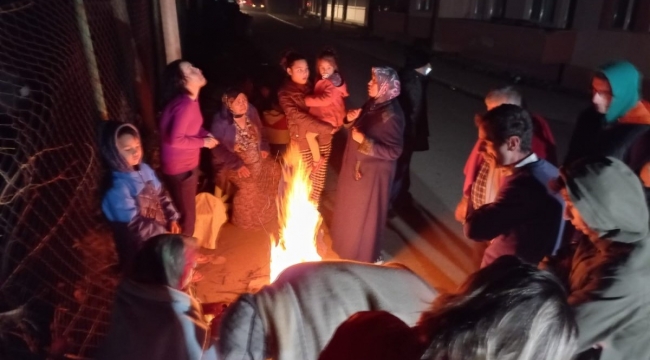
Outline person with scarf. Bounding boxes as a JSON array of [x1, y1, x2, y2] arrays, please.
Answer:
[[330, 67, 405, 263], [210, 88, 280, 230]]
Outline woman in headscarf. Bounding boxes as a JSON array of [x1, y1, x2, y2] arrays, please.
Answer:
[[210, 88, 280, 230], [330, 67, 405, 262]]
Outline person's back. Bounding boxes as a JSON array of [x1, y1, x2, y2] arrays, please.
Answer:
[[420, 256, 577, 360], [318, 257, 578, 360], [97, 235, 217, 360], [218, 261, 437, 360]]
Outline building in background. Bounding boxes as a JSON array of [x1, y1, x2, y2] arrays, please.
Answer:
[[369, 0, 650, 96], [304, 0, 370, 25]]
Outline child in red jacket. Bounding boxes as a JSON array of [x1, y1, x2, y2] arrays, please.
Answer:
[[305, 48, 349, 174]]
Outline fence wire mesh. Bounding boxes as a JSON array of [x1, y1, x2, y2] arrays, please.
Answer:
[[0, 0, 164, 358]]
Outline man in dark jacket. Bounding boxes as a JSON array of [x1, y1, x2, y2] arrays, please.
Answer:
[[464, 105, 565, 267], [390, 46, 431, 213], [549, 157, 650, 360], [565, 61, 650, 176]]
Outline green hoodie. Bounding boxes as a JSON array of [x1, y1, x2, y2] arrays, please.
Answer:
[[600, 61, 642, 123], [560, 157, 650, 359]]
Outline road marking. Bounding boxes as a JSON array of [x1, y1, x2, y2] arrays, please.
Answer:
[[267, 14, 304, 29]]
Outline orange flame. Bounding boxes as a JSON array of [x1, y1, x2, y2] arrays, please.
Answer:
[[270, 143, 323, 282]]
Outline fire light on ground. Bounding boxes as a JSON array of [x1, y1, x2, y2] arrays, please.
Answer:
[[270, 143, 323, 282]]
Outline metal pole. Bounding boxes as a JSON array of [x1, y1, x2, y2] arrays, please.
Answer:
[[330, 0, 336, 29], [428, 0, 440, 50], [320, 0, 327, 30], [75, 0, 108, 120], [160, 0, 182, 62]]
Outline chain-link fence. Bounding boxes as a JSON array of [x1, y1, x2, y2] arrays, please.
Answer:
[[0, 0, 172, 358]]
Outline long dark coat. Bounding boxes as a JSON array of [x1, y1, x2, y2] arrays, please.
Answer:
[[330, 98, 405, 262]]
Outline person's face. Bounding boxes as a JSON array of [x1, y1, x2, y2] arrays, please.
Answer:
[[287, 59, 309, 85], [478, 124, 518, 166], [318, 59, 335, 78], [368, 73, 379, 98], [591, 77, 613, 114], [560, 188, 600, 242], [117, 133, 142, 167], [180, 61, 207, 90], [228, 93, 248, 115]]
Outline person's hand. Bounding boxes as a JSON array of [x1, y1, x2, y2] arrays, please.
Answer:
[[169, 221, 181, 234], [454, 197, 468, 224], [351, 127, 365, 144], [237, 165, 251, 178], [203, 136, 219, 149], [261, 150, 269, 159], [347, 109, 361, 121], [354, 160, 362, 181]]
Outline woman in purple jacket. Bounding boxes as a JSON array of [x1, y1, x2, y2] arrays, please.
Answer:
[[211, 88, 280, 230], [159, 60, 218, 237]]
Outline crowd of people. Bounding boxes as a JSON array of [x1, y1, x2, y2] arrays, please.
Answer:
[[96, 41, 650, 360]]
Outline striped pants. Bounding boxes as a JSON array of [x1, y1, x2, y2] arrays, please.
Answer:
[[300, 141, 332, 204]]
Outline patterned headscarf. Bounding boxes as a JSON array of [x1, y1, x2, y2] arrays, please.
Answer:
[[372, 67, 400, 105]]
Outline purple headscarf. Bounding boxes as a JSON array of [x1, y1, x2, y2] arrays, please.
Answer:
[[372, 67, 401, 105]]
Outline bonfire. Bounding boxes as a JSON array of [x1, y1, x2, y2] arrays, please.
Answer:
[[270, 143, 323, 282]]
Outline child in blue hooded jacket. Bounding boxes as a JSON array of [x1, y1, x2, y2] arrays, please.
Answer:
[[100, 121, 180, 271]]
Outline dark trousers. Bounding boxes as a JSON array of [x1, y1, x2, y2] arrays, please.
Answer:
[[164, 168, 198, 237], [390, 142, 414, 209]]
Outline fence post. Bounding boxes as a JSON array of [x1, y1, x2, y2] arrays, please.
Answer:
[[160, 0, 182, 62], [75, 0, 109, 120]]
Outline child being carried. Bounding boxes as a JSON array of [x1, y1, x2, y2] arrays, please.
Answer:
[[304, 48, 349, 175]]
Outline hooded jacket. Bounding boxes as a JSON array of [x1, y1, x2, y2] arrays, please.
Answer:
[[565, 61, 650, 173], [556, 157, 650, 359], [305, 72, 349, 128], [100, 122, 179, 270]]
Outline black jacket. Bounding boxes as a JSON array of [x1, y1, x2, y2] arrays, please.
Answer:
[[397, 69, 429, 151]]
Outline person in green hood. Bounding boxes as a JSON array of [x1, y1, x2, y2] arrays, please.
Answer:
[[548, 156, 650, 360], [565, 61, 650, 186]]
